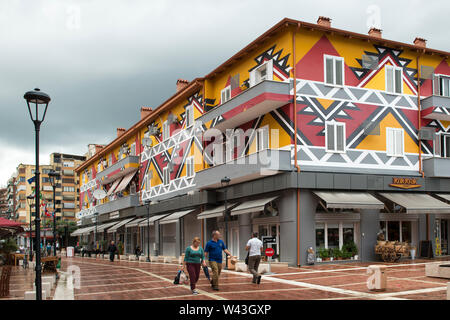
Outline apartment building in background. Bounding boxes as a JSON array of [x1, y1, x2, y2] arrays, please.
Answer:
[[74, 16, 450, 265], [0, 187, 8, 218], [9, 153, 85, 225]]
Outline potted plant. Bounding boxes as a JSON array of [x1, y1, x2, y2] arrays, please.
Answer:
[[318, 247, 329, 261], [334, 248, 343, 260], [328, 248, 334, 261]]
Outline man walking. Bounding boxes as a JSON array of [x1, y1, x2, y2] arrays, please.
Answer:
[[107, 240, 117, 262], [246, 232, 263, 284], [204, 230, 231, 291]]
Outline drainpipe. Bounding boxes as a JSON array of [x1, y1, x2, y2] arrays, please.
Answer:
[[417, 52, 425, 179], [417, 51, 428, 240], [293, 24, 301, 267]]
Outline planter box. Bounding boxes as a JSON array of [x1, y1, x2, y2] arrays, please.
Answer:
[[139, 256, 149, 262], [129, 255, 137, 261], [164, 256, 176, 263], [119, 255, 127, 260], [150, 256, 158, 262]]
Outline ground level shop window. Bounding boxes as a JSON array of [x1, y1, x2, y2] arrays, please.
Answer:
[[315, 222, 358, 261], [379, 220, 411, 243]]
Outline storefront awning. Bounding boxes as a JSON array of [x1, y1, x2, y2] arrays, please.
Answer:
[[197, 203, 239, 220], [71, 225, 95, 236], [107, 218, 135, 233], [379, 193, 450, 214], [138, 214, 169, 227], [125, 217, 147, 228], [230, 196, 278, 216], [106, 177, 123, 196], [159, 210, 195, 225], [114, 171, 136, 194], [96, 221, 121, 232], [313, 191, 384, 209], [436, 194, 450, 202]]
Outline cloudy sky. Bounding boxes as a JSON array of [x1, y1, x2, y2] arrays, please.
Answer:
[[0, 0, 449, 186]]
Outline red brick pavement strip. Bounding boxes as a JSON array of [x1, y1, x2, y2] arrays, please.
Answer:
[[56, 257, 450, 300]]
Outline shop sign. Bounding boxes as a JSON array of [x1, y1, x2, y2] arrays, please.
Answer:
[[262, 236, 277, 245], [109, 211, 120, 219], [389, 177, 421, 189]]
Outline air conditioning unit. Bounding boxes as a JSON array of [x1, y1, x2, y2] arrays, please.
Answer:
[[167, 113, 179, 125], [420, 66, 434, 80], [418, 127, 435, 140], [148, 124, 160, 137], [362, 120, 380, 136], [362, 55, 378, 70]]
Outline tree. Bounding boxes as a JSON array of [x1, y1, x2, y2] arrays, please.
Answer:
[[55, 220, 78, 248]]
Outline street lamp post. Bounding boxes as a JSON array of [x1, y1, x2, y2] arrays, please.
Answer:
[[26, 195, 35, 261], [221, 176, 231, 270], [145, 200, 150, 262], [48, 170, 60, 256], [24, 88, 51, 301]]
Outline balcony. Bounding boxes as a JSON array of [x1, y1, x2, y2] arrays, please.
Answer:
[[421, 95, 450, 121], [198, 80, 291, 132], [97, 155, 140, 185], [96, 193, 140, 215], [423, 157, 450, 178], [195, 149, 292, 189]]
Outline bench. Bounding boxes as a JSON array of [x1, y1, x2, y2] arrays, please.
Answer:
[[41, 256, 60, 273], [0, 266, 12, 297]]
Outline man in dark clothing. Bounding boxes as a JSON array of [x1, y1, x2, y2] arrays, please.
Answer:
[[107, 241, 117, 262], [135, 246, 141, 260]]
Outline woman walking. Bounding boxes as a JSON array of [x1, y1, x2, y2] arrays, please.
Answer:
[[182, 237, 206, 295]]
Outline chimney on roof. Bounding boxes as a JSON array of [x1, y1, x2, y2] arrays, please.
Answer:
[[117, 128, 126, 138], [140, 106, 152, 120], [176, 79, 189, 92], [413, 37, 427, 48], [317, 16, 332, 28], [368, 27, 382, 38]]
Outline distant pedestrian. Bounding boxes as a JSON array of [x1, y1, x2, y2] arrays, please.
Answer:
[[46, 242, 52, 256], [182, 237, 207, 295], [107, 241, 117, 262], [135, 246, 141, 259], [204, 230, 232, 291], [245, 232, 263, 284]]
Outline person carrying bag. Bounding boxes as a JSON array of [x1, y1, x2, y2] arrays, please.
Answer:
[[181, 237, 206, 295]]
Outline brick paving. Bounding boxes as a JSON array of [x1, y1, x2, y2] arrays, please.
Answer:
[[2, 256, 449, 300]]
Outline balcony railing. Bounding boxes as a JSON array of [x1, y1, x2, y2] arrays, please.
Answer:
[[96, 193, 140, 215], [195, 149, 292, 189], [198, 80, 291, 132], [96, 155, 140, 185], [421, 95, 450, 121], [423, 157, 450, 178]]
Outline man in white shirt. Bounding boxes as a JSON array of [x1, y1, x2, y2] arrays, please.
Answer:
[[245, 232, 263, 284]]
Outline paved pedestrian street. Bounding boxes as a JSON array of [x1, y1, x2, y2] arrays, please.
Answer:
[[45, 256, 450, 300]]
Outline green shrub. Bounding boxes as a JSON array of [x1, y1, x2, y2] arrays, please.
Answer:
[[342, 242, 358, 256], [318, 247, 329, 259]]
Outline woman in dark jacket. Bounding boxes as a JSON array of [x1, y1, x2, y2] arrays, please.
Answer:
[[107, 241, 117, 262]]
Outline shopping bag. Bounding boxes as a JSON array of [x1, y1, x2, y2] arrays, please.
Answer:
[[173, 270, 181, 285], [202, 265, 210, 281], [245, 252, 249, 265], [179, 270, 189, 284]]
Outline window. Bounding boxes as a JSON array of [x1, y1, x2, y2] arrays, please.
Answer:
[[186, 157, 194, 178], [256, 126, 269, 152], [162, 120, 170, 141], [249, 60, 273, 87], [130, 143, 136, 156], [163, 167, 170, 186], [434, 75, 450, 97], [434, 133, 450, 158], [386, 65, 403, 94], [324, 55, 344, 86], [108, 155, 112, 166], [62, 178, 74, 184], [315, 223, 325, 248], [185, 104, 194, 128], [220, 86, 231, 104], [63, 170, 74, 176], [63, 161, 74, 167], [386, 128, 404, 157], [325, 122, 346, 153], [63, 186, 75, 192], [146, 173, 151, 191], [379, 220, 412, 243], [327, 223, 340, 248]]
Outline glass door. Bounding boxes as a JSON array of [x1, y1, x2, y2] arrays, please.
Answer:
[[258, 224, 280, 259]]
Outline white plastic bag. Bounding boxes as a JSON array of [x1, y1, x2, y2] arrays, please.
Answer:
[[179, 270, 189, 284]]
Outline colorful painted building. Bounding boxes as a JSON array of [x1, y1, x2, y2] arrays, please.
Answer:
[[74, 17, 450, 265]]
